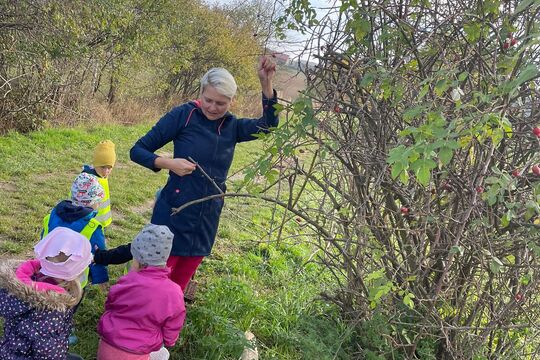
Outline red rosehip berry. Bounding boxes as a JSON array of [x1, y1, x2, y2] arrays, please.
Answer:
[[334, 105, 341, 113], [503, 41, 510, 49], [476, 186, 484, 193], [532, 164, 540, 176], [515, 293, 523, 302], [400, 207, 409, 215], [512, 169, 521, 177], [510, 38, 517, 46], [533, 127, 540, 137]]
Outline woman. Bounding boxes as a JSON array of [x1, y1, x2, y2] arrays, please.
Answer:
[[130, 56, 278, 290]]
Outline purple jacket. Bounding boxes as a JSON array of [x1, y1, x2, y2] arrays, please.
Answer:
[[97, 266, 185, 354]]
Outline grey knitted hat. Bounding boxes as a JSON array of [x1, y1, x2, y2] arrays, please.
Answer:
[[131, 224, 174, 266]]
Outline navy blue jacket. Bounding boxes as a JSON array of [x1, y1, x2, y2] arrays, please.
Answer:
[[130, 92, 279, 256], [0, 261, 77, 360]]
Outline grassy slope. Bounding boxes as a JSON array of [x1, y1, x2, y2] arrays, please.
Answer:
[[0, 124, 352, 359]]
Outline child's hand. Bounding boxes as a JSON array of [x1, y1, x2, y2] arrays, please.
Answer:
[[91, 245, 99, 263]]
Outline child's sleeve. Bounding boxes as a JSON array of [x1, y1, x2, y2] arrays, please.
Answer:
[[162, 303, 186, 347], [0, 289, 31, 318], [89, 229, 109, 284], [25, 310, 71, 360]]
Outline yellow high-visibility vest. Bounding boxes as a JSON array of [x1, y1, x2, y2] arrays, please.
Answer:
[[42, 214, 101, 288], [94, 176, 112, 227]]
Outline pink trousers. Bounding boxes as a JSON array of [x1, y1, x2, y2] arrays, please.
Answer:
[[166, 255, 204, 290], [97, 339, 149, 360]]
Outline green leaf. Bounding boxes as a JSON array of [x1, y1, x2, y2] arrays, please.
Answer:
[[391, 161, 407, 179], [273, 103, 285, 113], [265, 169, 279, 183], [520, 273, 532, 285], [450, 245, 464, 255], [515, 0, 540, 13], [400, 170, 410, 184], [416, 166, 431, 186], [434, 79, 450, 96], [351, 18, 371, 39], [501, 213, 510, 228], [515, 64, 540, 87], [360, 72, 376, 87], [387, 145, 408, 163], [464, 22, 481, 42], [403, 293, 415, 309], [418, 84, 429, 99], [411, 158, 436, 186], [403, 105, 425, 123], [489, 257, 504, 274], [500, 64, 540, 94], [365, 269, 386, 282], [439, 146, 454, 165]]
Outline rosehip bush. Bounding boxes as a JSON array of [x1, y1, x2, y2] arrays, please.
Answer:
[[254, 0, 540, 358]]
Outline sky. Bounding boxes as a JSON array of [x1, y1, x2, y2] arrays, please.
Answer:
[[210, 0, 341, 62]]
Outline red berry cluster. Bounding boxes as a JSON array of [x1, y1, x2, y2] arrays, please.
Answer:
[[503, 34, 518, 49]]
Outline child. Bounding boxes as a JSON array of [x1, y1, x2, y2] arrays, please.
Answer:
[[0, 227, 93, 359], [97, 224, 185, 360], [82, 140, 116, 227], [43, 172, 109, 286]]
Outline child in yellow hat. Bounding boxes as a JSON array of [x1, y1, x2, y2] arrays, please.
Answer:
[[81, 140, 116, 227]]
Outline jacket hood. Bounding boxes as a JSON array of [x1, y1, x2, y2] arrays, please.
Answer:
[[82, 164, 99, 177], [55, 200, 94, 222], [0, 260, 78, 312]]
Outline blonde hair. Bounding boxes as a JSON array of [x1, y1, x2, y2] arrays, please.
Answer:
[[200, 68, 237, 99]]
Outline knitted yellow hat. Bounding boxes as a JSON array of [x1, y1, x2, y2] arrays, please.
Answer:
[[93, 140, 116, 167]]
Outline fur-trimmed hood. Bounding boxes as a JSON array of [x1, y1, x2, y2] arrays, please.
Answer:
[[0, 259, 78, 313]]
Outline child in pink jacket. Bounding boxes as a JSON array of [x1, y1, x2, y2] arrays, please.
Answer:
[[97, 224, 185, 360]]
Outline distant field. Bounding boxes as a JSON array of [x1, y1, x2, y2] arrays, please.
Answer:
[[274, 65, 306, 102]]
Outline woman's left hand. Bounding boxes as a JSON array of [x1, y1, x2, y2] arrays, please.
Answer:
[[258, 55, 276, 98]]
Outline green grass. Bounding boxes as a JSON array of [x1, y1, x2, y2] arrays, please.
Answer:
[[0, 124, 353, 359]]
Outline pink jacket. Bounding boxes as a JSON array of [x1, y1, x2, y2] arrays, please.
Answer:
[[97, 266, 185, 354]]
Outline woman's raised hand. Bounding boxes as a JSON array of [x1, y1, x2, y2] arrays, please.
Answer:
[[258, 55, 276, 98]]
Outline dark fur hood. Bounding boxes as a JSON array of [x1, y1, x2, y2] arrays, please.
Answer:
[[0, 260, 78, 313]]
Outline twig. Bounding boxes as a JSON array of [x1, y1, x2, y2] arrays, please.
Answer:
[[187, 156, 224, 194]]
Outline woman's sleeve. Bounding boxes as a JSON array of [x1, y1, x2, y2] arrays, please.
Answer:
[[130, 106, 186, 172], [236, 90, 279, 143], [93, 243, 133, 265], [89, 229, 109, 284]]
